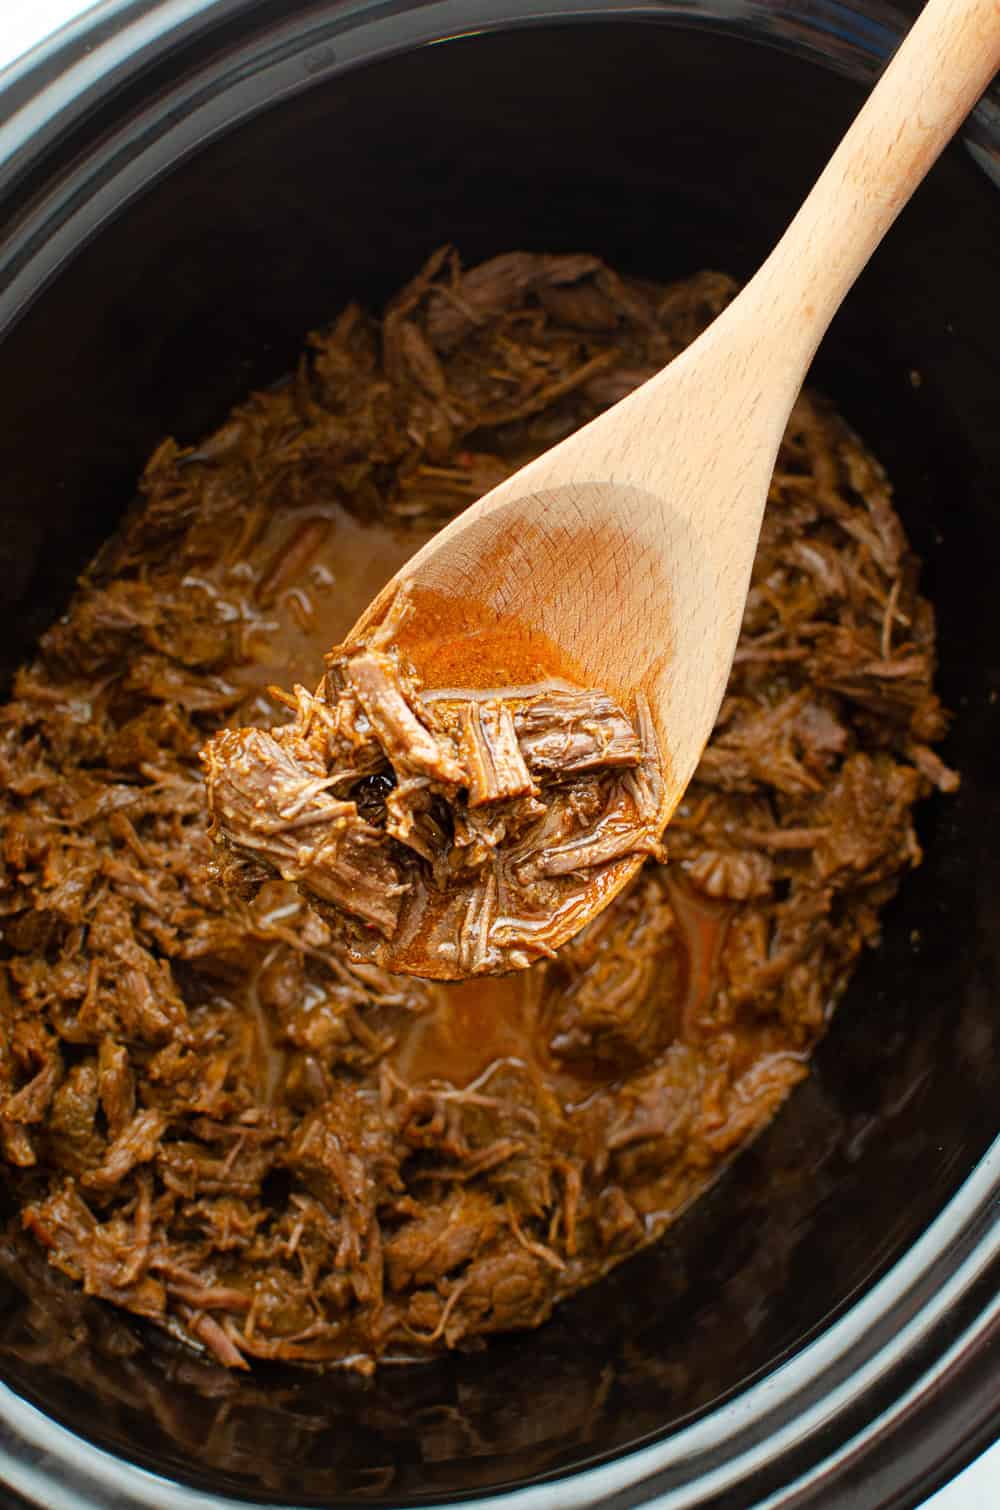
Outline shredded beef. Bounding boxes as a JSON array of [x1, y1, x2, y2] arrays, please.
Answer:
[[202, 610, 662, 976], [0, 249, 954, 1372]]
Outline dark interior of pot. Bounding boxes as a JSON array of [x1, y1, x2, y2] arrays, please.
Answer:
[[0, 13, 998, 1506]]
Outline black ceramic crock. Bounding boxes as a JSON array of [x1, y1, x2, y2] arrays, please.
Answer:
[[0, 2, 997, 1506]]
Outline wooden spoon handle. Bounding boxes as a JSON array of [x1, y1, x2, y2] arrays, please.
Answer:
[[746, 0, 1000, 376]]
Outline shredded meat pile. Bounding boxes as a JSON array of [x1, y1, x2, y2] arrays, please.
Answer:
[[202, 598, 663, 976], [0, 250, 955, 1372]]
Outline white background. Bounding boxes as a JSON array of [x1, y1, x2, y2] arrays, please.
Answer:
[[0, 1, 995, 1505]]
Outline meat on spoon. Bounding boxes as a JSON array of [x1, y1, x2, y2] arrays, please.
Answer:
[[202, 590, 665, 978]]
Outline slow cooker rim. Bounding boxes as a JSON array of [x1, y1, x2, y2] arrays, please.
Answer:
[[0, 1, 997, 1506], [0, 1148, 995, 1509], [3, 0, 1000, 229]]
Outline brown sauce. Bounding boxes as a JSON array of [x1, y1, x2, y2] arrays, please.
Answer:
[[394, 974, 542, 1089], [225, 501, 437, 720], [665, 874, 733, 1033], [391, 584, 588, 690]]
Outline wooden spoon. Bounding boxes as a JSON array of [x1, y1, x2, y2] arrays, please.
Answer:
[[229, 0, 996, 980], [337, 0, 1000, 969]]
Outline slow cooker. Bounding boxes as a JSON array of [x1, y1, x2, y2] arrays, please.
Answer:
[[0, 0, 997, 1505]]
